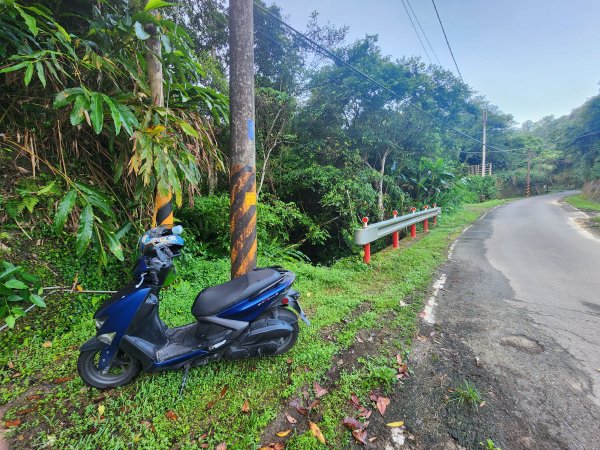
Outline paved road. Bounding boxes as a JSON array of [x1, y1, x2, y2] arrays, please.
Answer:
[[390, 192, 600, 450]]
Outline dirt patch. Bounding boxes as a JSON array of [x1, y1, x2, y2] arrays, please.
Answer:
[[500, 335, 544, 354]]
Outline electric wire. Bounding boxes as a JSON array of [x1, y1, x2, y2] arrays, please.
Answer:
[[401, 0, 432, 64], [254, 3, 600, 155], [253, 2, 494, 149], [430, 0, 463, 82], [406, 0, 442, 66]]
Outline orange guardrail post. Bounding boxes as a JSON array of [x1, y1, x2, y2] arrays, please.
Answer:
[[362, 217, 370, 264], [423, 205, 430, 233], [392, 210, 399, 248]]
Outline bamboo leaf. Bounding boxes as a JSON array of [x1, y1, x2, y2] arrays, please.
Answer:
[[102, 226, 124, 261], [5, 316, 16, 329], [16, 6, 38, 36], [0, 61, 30, 74], [53, 189, 77, 233], [144, 0, 176, 12], [134, 21, 150, 40], [90, 92, 104, 134], [35, 61, 46, 87], [74, 182, 114, 218], [177, 119, 199, 138], [75, 205, 94, 255], [70, 94, 89, 126], [24, 63, 34, 86], [53, 87, 85, 108], [101, 95, 122, 135]]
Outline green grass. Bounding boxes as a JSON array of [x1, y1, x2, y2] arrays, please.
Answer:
[[564, 194, 600, 212], [449, 380, 483, 408], [0, 200, 505, 449]]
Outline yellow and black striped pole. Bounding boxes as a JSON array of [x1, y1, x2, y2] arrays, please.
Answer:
[[152, 191, 174, 227], [229, 0, 257, 279]]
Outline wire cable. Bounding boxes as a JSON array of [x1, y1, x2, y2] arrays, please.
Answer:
[[254, 2, 492, 148], [430, 0, 463, 82], [401, 0, 432, 64], [406, 0, 442, 66]]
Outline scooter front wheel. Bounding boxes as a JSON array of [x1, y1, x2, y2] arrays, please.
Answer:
[[77, 348, 141, 389]]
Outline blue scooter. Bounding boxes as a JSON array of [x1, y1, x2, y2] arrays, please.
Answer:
[[77, 225, 309, 390]]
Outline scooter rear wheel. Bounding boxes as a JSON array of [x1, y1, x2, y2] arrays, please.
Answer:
[[77, 348, 141, 389], [271, 308, 300, 355]]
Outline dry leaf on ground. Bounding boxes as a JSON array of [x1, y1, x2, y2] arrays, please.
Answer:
[[343, 417, 362, 430], [314, 382, 328, 398], [309, 421, 326, 444], [352, 428, 368, 445], [165, 410, 178, 421], [386, 421, 405, 427], [241, 400, 250, 413], [284, 413, 297, 424], [376, 397, 390, 416], [276, 429, 291, 437]]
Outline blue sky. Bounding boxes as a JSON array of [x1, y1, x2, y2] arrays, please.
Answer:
[[277, 0, 600, 124]]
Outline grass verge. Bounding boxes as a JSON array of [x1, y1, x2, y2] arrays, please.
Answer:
[[564, 194, 600, 212], [0, 200, 505, 449]]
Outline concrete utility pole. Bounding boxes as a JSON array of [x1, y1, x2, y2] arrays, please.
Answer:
[[526, 150, 532, 197], [481, 108, 487, 177], [146, 16, 173, 227], [229, 0, 257, 279]]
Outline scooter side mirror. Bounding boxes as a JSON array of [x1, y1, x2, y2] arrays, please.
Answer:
[[172, 225, 183, 235]]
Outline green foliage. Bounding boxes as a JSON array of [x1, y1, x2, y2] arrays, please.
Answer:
[[449, 380, 483, 408], [564, 194, 600, 212], [462, 176, 499, 202], [0, 259, 44, 328]]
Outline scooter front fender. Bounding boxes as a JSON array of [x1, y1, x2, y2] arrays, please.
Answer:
[[80, 336, 105, 352]]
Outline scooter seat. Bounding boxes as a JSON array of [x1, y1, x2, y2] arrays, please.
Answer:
[[192, 269, 283, 318]]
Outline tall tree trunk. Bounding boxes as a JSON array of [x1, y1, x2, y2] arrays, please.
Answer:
[[376, 149, 390, 221], [146, 19, 172, 227]]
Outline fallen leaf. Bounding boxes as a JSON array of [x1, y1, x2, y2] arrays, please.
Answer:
[[352, 428, 368, 445], [309, 422, 326, 444], [205, 400, 216, 410], [284, 413, 297, 424], [165, 410, 178, 421], [479, 401, 486, 408], [216, 442, 227, 450], [92, 395, 106, 404], [357, 407, 372, 419], [396, 354, 403, 365], [16, 408, 34, 416], [219, 385, 229, 398], [356, 336, 364, 343], [26, 394, 41, 401], [97, 404, 105, 416], [241, 400, 250, 413], [386, 421, 405, 427], [369, 393, 378, 402], [53, 376, 73, 384], [296, 406, 308, 415], [272, 444, 284, 450], [200, 445, 209, 449], [276, 429, 291, 437], [7, 361, 14, 369], [289, 398, 302, 408], [42, 341, 52, 348], [368, 436, 378, 442], [76, 285, 83, 291], [376, 397, 390, 416], [342, 417, 362, 430], [314, 382, 328, 398], [286, 358, 292, 364], [5, 419, 22, 428], [399, 300, 407, 307], [140, 420, 156, 432], [350, 393, 361, 407], [309, 399, 321, 410]]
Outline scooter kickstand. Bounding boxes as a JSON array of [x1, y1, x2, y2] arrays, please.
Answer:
[[179, 363, 191, 397]]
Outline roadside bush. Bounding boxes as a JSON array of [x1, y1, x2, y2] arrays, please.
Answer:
[[462, 176, 498, 202], [177, 194, 328, 260]]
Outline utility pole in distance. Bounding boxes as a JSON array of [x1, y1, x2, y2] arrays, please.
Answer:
[[526, 150, 531, 197], [229, 0, 257, 279], [481, 108, 487, 177]]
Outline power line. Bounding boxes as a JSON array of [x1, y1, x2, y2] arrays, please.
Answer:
[[430, 0, 463, 82], [405, 0, 442, 66], [253, 2, 492, 149], [401, 0, 432, 65]]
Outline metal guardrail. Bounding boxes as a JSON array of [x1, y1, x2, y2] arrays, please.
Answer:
[[354, 205, 442, 263]]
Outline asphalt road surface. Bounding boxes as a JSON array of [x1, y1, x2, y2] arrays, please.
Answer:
[[388, 192, 600, 450]]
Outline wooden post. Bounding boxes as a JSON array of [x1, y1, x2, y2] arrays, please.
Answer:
[[229, 0, 257, 279]]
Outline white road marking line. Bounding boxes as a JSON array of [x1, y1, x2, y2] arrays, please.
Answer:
[[421, 273, 446, 325]]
